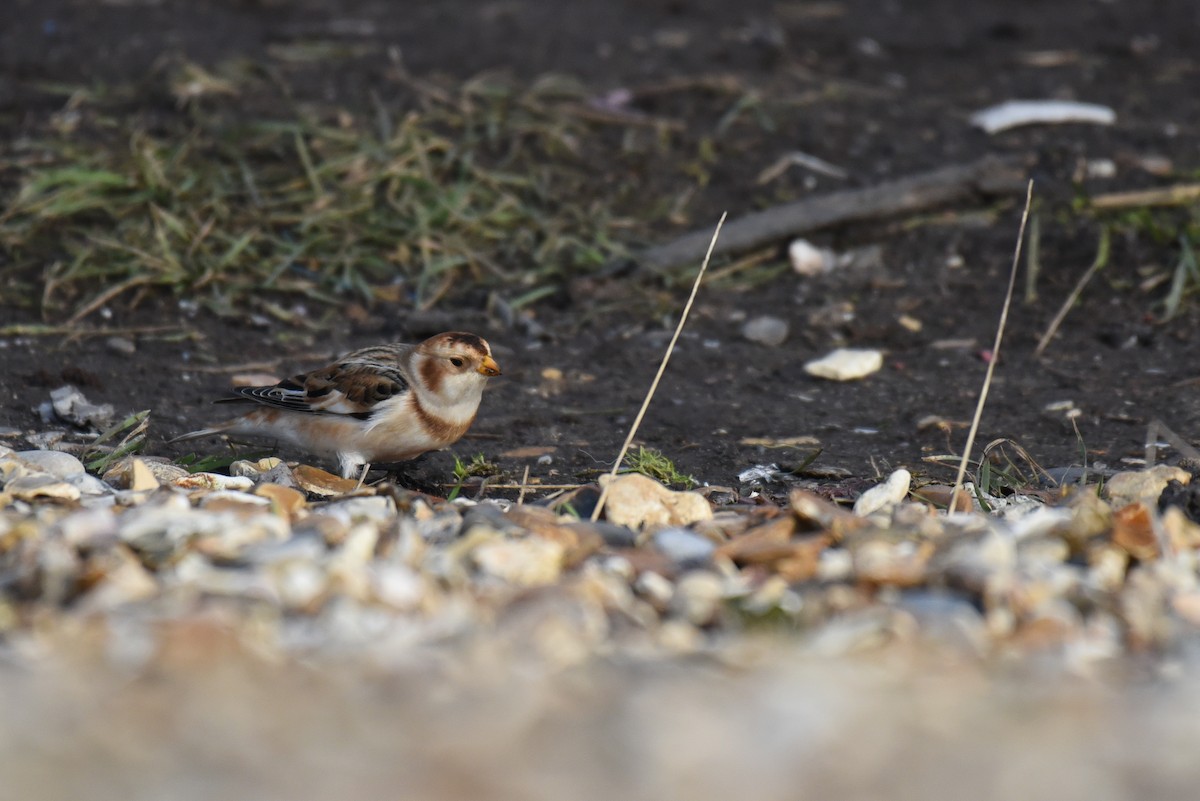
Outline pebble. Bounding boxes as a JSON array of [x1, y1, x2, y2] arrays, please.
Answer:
[[6, 474, 81, 502], [788, 238, 835, 276], [741, 315, 790, 347], [1105, 465, 1189, 507], [652, 527, 716, 565], [48, 385, 115, 428], [105, 336, 137, 356], [15, 450, 85, 478], [803, 348, 884, 381], [600, 473, 713, 530], [853, 469, 911, 517], [473, 537, 565, 587], [670, 571, 725, 625], [4, 428, 1200, 677]]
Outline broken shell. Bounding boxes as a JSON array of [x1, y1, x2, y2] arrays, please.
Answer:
[[804, 348, 883, 381]]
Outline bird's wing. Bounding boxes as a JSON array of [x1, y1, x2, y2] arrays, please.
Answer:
[[225, 344, 412, 419]]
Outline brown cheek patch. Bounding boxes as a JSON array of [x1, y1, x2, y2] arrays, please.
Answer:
[[419, 357, 444, 395], [413, 396, 473, 446]]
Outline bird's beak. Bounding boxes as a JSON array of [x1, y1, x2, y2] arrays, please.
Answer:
[[478, 356, 502, 377]]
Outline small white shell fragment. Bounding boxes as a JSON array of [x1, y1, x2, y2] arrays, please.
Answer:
[[173, 472, 255, 492], [788, 239, 836, 276], [804, 348, 883, 381], [853, 468, 912, 517], [970, 100, 1116, 134]]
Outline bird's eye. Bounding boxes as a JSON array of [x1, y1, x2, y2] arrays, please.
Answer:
[[450, 357, 464, 367]]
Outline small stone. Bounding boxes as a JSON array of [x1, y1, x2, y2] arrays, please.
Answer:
[[255, 483, 307, 519], [15, 450, 85, 479], [1171, 592, 1200, 628], [600, 473, 713, 530], [853, 538, 933, 586], [105, 336, 137, 356], [293, 464, 361, 496], [103, 457, 188, 489], [78, 546, 159, 611], [317, 496, 396, 527], [1104, 465, 1189, 507], [853, 469, 911, 517], [473, 537, 565, 587], [804, 348, 884, 381], [788, 238, 835, 276], [634, 570, 675, 610], [56, 507, 119, 548], [198, 490, 272, 513], [789, 489, 864, 540], [1086, 544, 1128, 592], [1110, 502, 1159, 561], [504, 505, 605, 566], [370, 564, 425, 610], [913, 484, 974, 512], [49, 385, 115, 428], [741, 315, 790, 347], [716, 517, 795, 563], [670, 571, 725, 625], [230, 457, 297, 488], [652, 527, 716, 565], [1162, 506, 1200, 551], [817, 547, 854, 581], [6, 474, 81, 503]]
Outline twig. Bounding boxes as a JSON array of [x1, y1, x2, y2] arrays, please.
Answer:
[[1034, 225, 1110, 358], [0, 324, 189, 338], [516, 464, 531, 506], [1091, 183, 1200, 210], [591, 212, 727, 522], [629, 155, 1028, 272], [950, 181, 1034, 513], [436, 483, 584, 491], [1145, 418, 1200, 467]]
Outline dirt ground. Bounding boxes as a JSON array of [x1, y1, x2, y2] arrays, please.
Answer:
[[4, 0, 1200, 494]]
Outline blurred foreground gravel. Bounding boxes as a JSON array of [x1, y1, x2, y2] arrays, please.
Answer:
[[5, 445, 1200, 799]]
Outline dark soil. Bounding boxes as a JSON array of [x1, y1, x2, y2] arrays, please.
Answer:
[[4, 0, 1200, 492]]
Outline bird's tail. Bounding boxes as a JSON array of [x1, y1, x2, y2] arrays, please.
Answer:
[[167, 422, 236, 445]]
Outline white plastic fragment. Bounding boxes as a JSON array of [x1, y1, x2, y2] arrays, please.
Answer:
[[969, 100, 1116, 134], [804, 348, 883, 381]]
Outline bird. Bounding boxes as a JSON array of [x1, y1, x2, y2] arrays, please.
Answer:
[[171, 332, 501, 487]]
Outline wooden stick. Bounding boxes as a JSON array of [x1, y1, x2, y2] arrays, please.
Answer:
[[950, 181, 1034, 513], [631, 155, 1027, 272], [1091, 183, 1200, 210], [591, 213, 727, 522]]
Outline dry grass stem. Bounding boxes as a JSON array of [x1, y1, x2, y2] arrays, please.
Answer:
[[516, 464, 531, 506], [1091, 183, 1200, 210], [950, 181, 1034, 512], [1034, 225, 1110, 357], [590, 212, 727, 522]]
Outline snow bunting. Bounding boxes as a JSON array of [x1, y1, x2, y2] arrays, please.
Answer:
[[173, 332, 501, 485]]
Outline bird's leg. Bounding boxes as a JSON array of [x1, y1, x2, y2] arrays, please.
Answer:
[[354, 462, 372, 491]]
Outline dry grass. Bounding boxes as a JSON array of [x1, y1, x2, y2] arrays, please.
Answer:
[[0, 75, 637, 322]]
